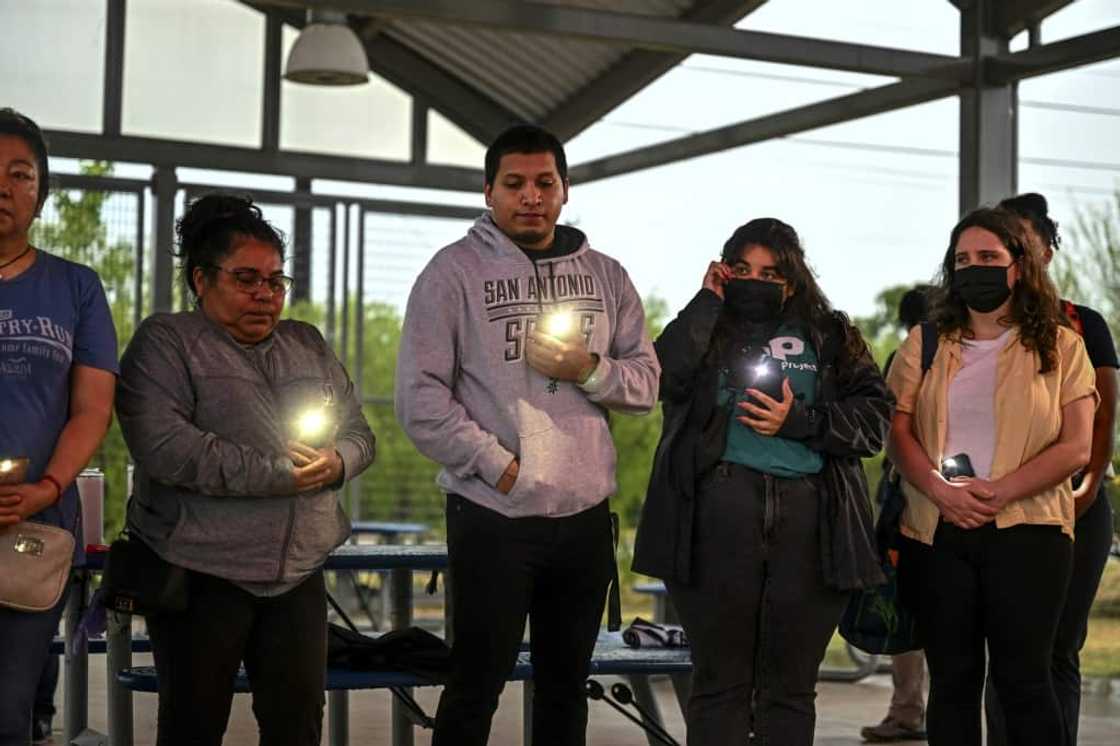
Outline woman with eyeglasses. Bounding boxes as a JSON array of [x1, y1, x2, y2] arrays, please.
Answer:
[[115, 193, 375, 746], [888, 207, 1096, 746], [633, 218, 892, 745]]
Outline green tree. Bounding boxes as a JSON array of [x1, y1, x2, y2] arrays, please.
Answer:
[[853, 283, 919, 369], [30, 161, 140, 541]]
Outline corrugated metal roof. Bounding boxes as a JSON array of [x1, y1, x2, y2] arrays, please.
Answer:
[[382, 0, 700, 122]]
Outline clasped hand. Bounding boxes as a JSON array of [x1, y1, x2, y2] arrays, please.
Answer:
[[526, 330, 596, 383], [288, 441, 343, 493], [736, 378, 794, 436], [930, 474, 1008, 529], [0, 481, 59, 526]]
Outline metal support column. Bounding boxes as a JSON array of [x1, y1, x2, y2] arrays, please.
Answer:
[[106, 612, 134, 746], [958, 0, 1016, 213], [390, 569, 414, 746], [63, 575, 89, 744], [151, 167, 179, 313], [293, 178, 313, 303]]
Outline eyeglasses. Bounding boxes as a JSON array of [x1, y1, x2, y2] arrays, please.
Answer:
[[210, 266, 294, 295]]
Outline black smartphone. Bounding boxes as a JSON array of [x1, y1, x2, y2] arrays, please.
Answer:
[[726, 349, 785, 404], [940, 453, 975, 479]]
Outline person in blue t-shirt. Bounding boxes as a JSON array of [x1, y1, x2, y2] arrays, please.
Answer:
[[634, 218, 893, 745], [0, 109, 118, 744]]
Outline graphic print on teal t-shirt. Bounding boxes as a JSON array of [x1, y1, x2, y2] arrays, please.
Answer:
[[718, 324, 824, 477]]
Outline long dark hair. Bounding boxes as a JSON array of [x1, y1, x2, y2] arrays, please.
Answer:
[[931, 207, 1065, 372], [710, 217, 868, 364], [175, 193, 285, 299]]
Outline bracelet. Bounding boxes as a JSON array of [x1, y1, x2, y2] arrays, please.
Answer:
[[40, 474, 63, 500]]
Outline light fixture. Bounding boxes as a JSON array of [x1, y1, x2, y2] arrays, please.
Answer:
[[284, 10, 369, 86]]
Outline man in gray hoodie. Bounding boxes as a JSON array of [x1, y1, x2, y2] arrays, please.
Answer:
[[395, 124, 659, 745]]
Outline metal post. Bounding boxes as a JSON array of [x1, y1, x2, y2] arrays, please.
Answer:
[[102, 0, 125, 137], [627, 675, 666, 746], [327, 205, 337, 349], [292, 178, 313, 304], [353, 209, 366, 522], [63, 574, 89, 744], [134, 188, 145, 327], [106, 612, 133, 746], [522, 679, 534, 746], [958, 0, 1016, 213], [340, 204, 351, 368], [328, 691, 349, 746], [390, 569, 414, 746], [151, 167, 178, 313]]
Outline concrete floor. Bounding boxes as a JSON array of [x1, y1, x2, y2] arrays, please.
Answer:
[[59, 653, 1120, 745]]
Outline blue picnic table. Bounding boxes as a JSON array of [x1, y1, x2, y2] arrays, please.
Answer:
[[67, 544, 449, 746]]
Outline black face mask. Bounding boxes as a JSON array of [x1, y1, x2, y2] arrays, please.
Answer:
[[723, 278, 784, 322], [952, 264, 1013, 313]]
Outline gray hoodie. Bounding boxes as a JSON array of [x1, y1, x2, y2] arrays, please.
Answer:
[[117, 310, 375, 593], [395, 214, 659, 518]]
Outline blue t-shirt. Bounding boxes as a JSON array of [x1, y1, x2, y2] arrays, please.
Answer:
[[718, 324, 824, 478], [0, 251, 119, 559]]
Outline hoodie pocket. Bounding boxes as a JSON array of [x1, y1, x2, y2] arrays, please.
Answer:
[[505, 418, 616, 512]]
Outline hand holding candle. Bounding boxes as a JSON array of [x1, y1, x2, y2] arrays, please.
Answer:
[[288, 440, 343, 493], [527, 311, 598, 383]]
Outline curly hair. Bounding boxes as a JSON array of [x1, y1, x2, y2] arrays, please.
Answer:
[[931, 207, 1066, 372], [710, 217, 869, 366], [175, 193, 285, 299]]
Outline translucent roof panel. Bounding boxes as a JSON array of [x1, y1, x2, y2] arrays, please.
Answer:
[[280, 26, 411, 161], [123, 0, 263, 147], [427, 109, 486, 169], [1, 0, 105, 132], [739, 0, 958, 55]]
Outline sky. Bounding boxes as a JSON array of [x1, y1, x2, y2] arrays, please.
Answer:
[[4, 0, 1120, 320]]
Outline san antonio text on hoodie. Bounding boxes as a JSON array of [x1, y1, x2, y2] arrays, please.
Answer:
[[395, 213, 660, 518]]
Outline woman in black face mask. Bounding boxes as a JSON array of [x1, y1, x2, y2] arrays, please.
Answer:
[[633, 218, 893, 746], [886, 207, 1097, 746]]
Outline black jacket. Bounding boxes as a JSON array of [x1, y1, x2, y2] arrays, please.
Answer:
[[631, 289, 893, 590]]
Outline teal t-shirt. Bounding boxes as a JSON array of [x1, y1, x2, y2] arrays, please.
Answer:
[[718, 324, 824, 477]]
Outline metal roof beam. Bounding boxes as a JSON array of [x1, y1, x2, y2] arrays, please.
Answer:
[[568, 77, 960, 183], [357, 31, 518, 143], [543, 0, 767, 140], [258, 0, 971, 80], [986, 25, 1120, 83], [43, 130, 484, 192]]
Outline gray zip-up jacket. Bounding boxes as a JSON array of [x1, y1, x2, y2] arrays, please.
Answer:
[[395, 214, 659, 517], [117, 310, 375, 591]]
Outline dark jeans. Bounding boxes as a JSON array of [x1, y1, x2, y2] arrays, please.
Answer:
[[146, 569, 327, 746], [986, 489, 1113, 746], [665, 463, 849, 746], [34, 652, 59, 721], [0, 591, 67, 745], [899, 522, 1072, 746], [432, 495, 613, 746]]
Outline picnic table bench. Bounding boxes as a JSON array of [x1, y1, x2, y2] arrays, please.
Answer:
[[116, 631, 692, 746]]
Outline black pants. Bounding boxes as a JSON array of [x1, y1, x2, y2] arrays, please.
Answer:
[[146, 569, 327, 746], [33, 652, 58, 721], [432, 495, 613, 746], [985, 489, 1113, 746], [665, 463, 848, 746], [899, 522, 1072, 746]]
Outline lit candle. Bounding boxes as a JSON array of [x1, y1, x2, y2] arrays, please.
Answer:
[[294, 407, 332, 444], [541, 310, 574, 338]]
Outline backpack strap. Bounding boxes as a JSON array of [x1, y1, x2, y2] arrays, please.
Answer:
[[1061, 299, 1084, 337], [919, 321, 939, 375]]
